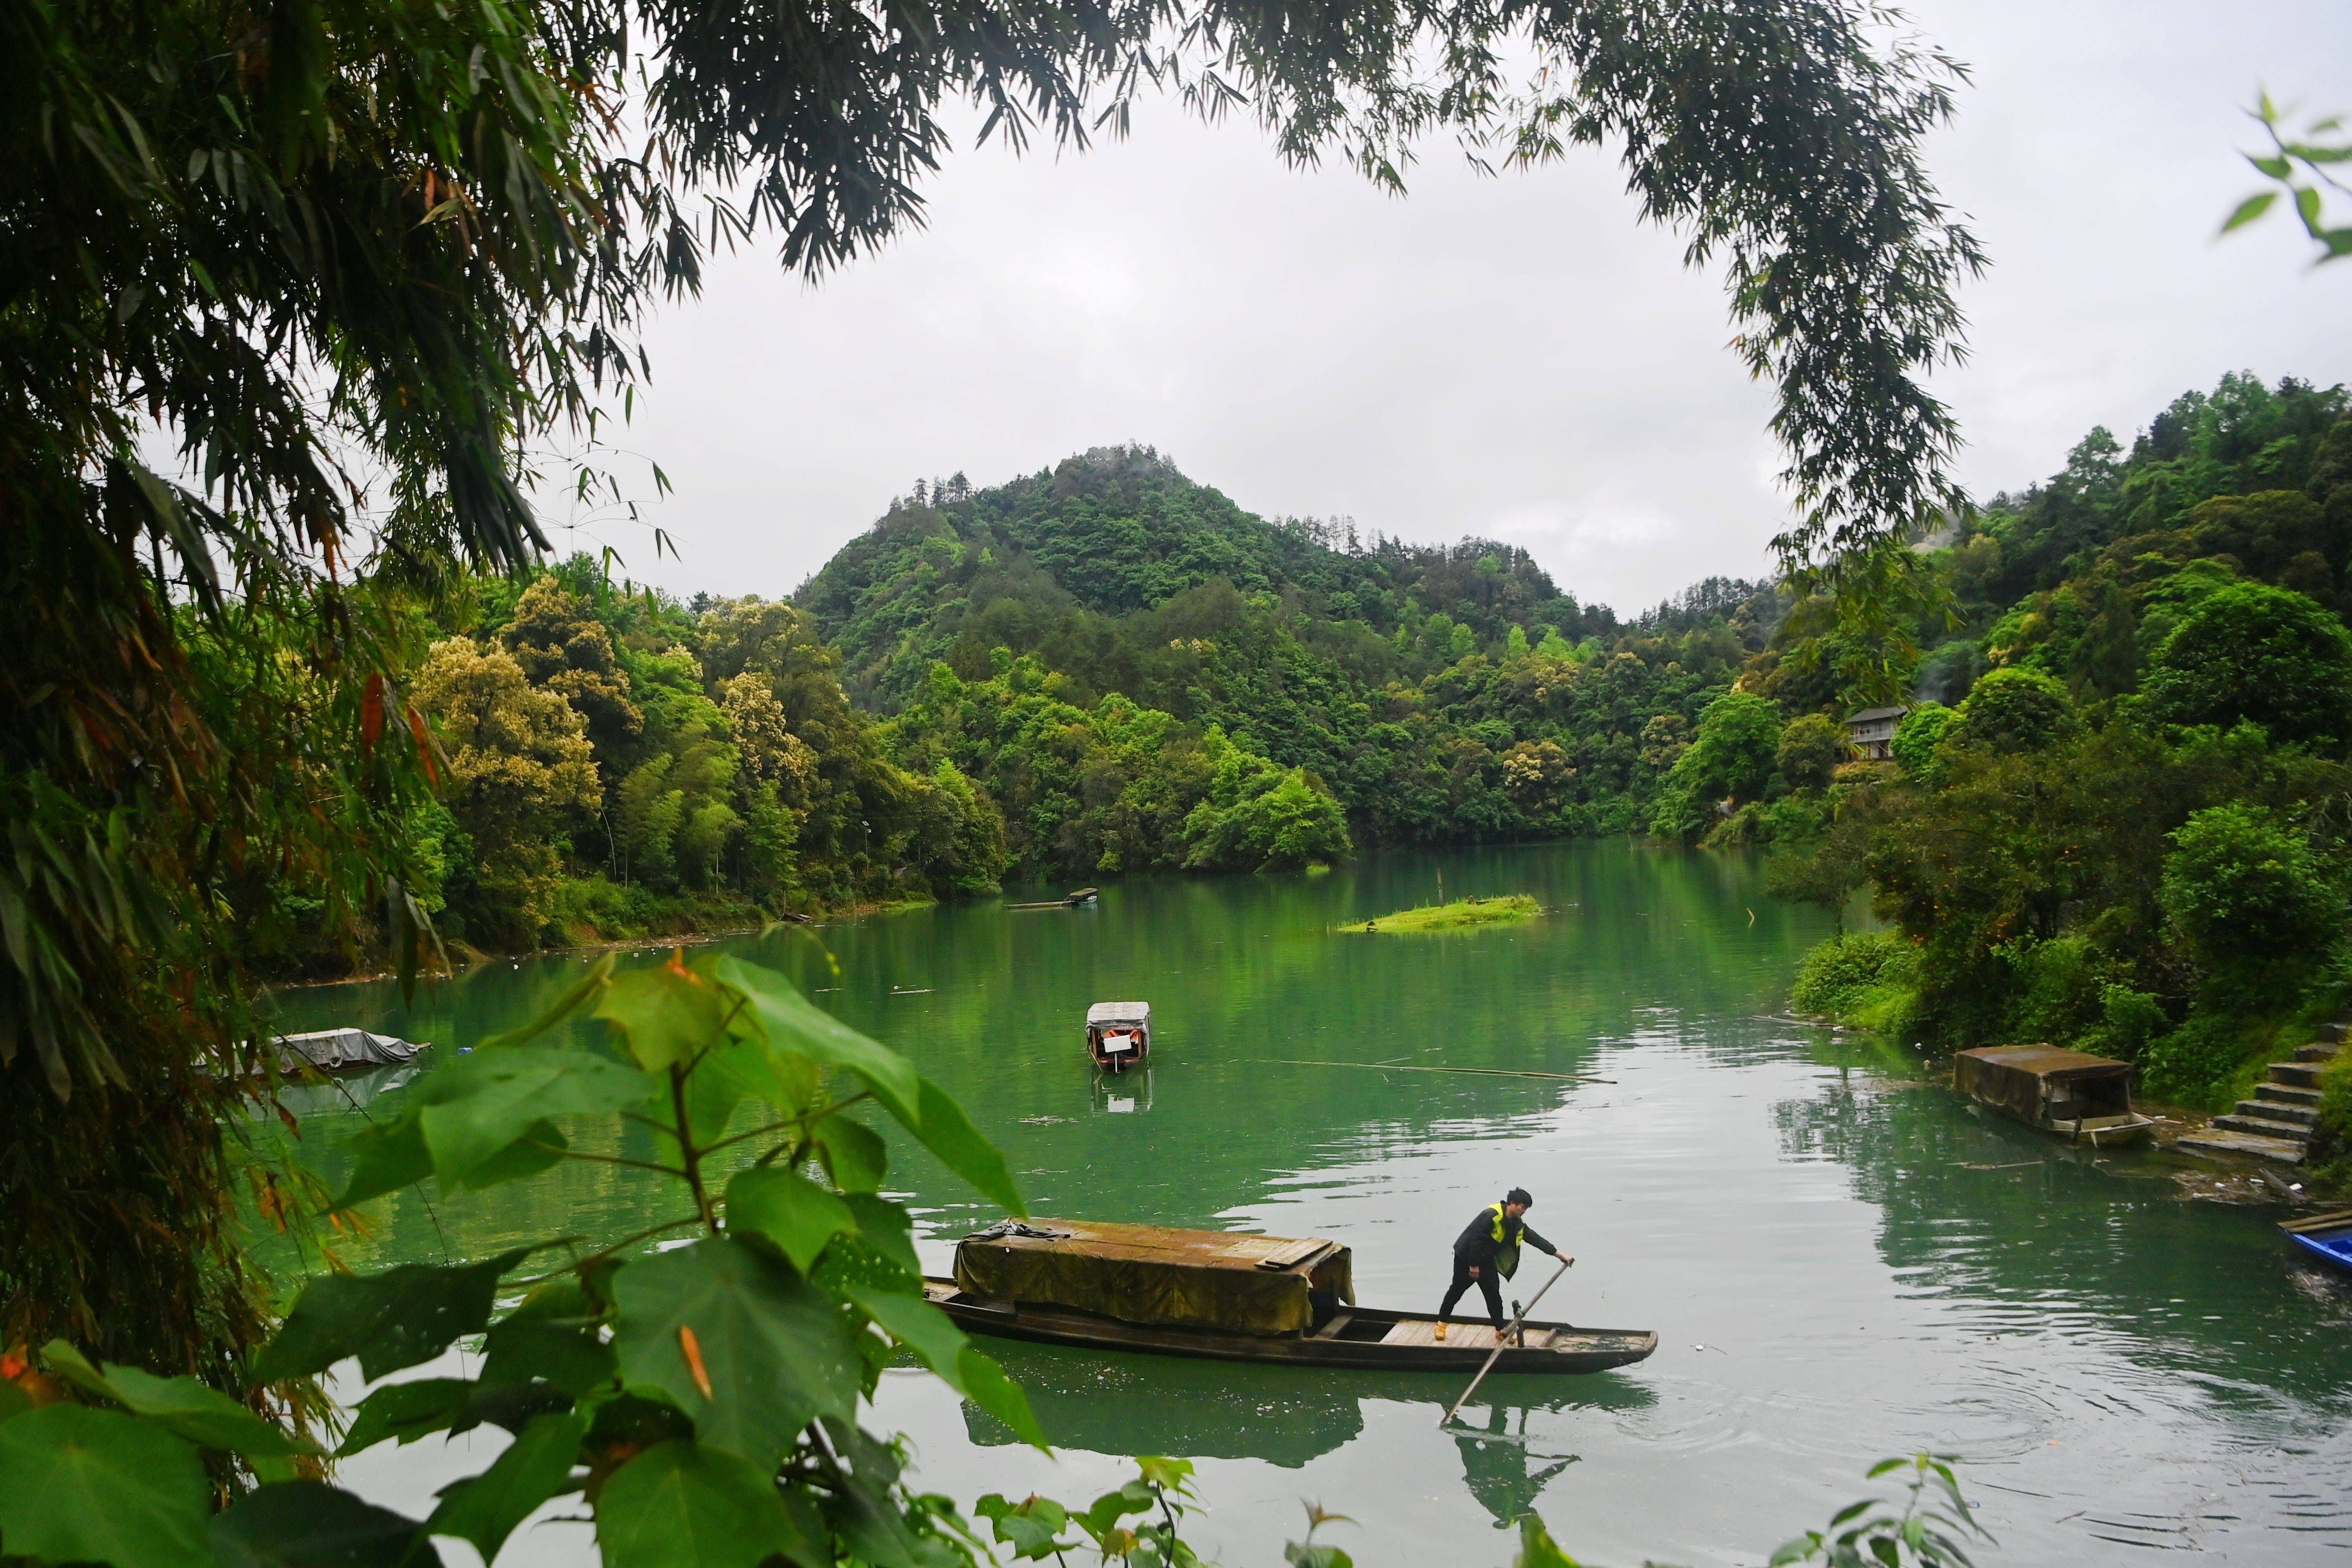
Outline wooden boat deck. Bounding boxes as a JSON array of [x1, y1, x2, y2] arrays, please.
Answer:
[[922, 1278, 1654, 1374], [1374, 1319, 1561, 1351]]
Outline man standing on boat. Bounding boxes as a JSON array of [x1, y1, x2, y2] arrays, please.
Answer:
[[1435, 1188, 1570, 1341]]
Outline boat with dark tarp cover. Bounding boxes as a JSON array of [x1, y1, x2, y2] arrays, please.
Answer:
[[1953, 1044, 2155, 1147], [923, 1219, 1656, 1373]]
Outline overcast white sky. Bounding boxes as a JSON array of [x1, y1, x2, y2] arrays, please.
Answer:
[[539, 0, 2352, 617]]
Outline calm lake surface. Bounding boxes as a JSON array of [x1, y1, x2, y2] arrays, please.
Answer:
[[268, 840, 2352, 1566]]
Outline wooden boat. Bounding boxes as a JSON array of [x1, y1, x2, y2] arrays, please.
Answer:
[[1065, 887, 1100, 906], [925, 1219, 1655, 1375], [2280, 1210, 2352, 1274], [1086, 1001, 1150, 1074], [1953, 1044, 2155, 1148]]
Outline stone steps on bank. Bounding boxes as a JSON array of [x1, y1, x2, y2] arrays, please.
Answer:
[[2174, 1015, 2342, 1166], [2177, 1128, 2309, 1163], [2213, 1111, 2315, 1141]]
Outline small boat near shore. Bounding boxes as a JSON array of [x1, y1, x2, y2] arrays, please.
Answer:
[[2280, 1210, 2352, 1274], [1953, 1044, 2155, 1148], [924, 1219, 1655, 1374], [273, 1029, 424, 1075]]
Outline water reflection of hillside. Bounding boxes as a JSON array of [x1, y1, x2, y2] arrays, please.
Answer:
[[264, 841, 1828, 1251], [1772, 1061, 2352, 1419]]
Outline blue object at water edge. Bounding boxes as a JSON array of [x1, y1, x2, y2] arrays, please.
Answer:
[[2286, 1224, 2352, 1273]]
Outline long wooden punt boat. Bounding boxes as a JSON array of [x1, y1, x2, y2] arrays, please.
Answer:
[[927, 1219, 1656, 1374]]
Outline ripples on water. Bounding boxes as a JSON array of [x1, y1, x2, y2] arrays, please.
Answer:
[[270, 842, 2352, 1566]]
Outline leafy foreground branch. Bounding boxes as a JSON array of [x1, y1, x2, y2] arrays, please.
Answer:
[[0, 955, 1985, 1568]]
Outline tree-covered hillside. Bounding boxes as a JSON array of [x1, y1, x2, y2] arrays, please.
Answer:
[[1766, 373, 2352, 1128], [798, 444, 1781, 850]]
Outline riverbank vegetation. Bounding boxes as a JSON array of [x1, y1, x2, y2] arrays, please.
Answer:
[[1337, 894, 1542, 933], [1760, 376, 2352, 1153]]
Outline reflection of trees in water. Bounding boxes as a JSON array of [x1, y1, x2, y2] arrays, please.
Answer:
[[268, 840, 1829, 1245], [1773, 1064, 2352, 1417]]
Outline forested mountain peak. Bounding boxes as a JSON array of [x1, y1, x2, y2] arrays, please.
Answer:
[[794, 444, 1618, 711]]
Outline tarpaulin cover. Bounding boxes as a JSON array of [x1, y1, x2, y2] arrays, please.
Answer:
[[1955, 1044, 2130, 1121], [274, 1029, 422, 1072], [954, 1220, 1353, 1336]]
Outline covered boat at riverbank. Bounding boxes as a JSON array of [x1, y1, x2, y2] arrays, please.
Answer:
[[1953, 1044, 2155, 1147], [924, 1219, 1655, 1373]]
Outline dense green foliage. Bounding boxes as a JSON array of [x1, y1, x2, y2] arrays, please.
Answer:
[[1335, 893, 1541, 933], [1774, 375, 2352, 1115], [4, 0, 1987, 1410], [313, 564, 1008, 956], [887, 654, 1350, 878], [803, 447, 1785, 853]]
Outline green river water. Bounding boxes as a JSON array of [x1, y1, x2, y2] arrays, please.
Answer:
[[267, 840, 2352, 1566]]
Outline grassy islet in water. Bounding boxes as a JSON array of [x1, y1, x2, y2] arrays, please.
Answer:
[[1336, 892, 1538, 932]]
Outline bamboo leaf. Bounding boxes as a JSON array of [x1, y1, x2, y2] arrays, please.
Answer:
[[2220, 190, 2278, 232]]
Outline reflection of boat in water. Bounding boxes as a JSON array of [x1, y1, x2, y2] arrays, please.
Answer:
[[957, 1341, 1364, 1466], [958, 1336, 1644, 1476], [260, 1059, 428, 1118], [1092, 1068, 1153, 1115], [925, 1219, 1656, 1373], [1953, 1045, 2154, 1147]]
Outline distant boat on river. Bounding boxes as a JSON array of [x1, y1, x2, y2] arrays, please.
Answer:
[[922, 1218, 1656, 1374], [1953, 1044, 2154, 1147], [1086, 1001, 1151, 1074]]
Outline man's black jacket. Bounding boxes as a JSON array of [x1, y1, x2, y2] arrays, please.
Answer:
[[1453, 1204, 1554, 1268]]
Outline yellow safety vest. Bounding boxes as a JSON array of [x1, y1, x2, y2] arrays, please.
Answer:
[[1486, 1202, 1522, 1280]]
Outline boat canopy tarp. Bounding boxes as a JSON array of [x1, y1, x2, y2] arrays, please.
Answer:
[[274, 1029, 422, 1072], [1086, 1002, 1150, 1027], [1955, 1044, 2130, 1120], [954, 1219, 1350, 1336]]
